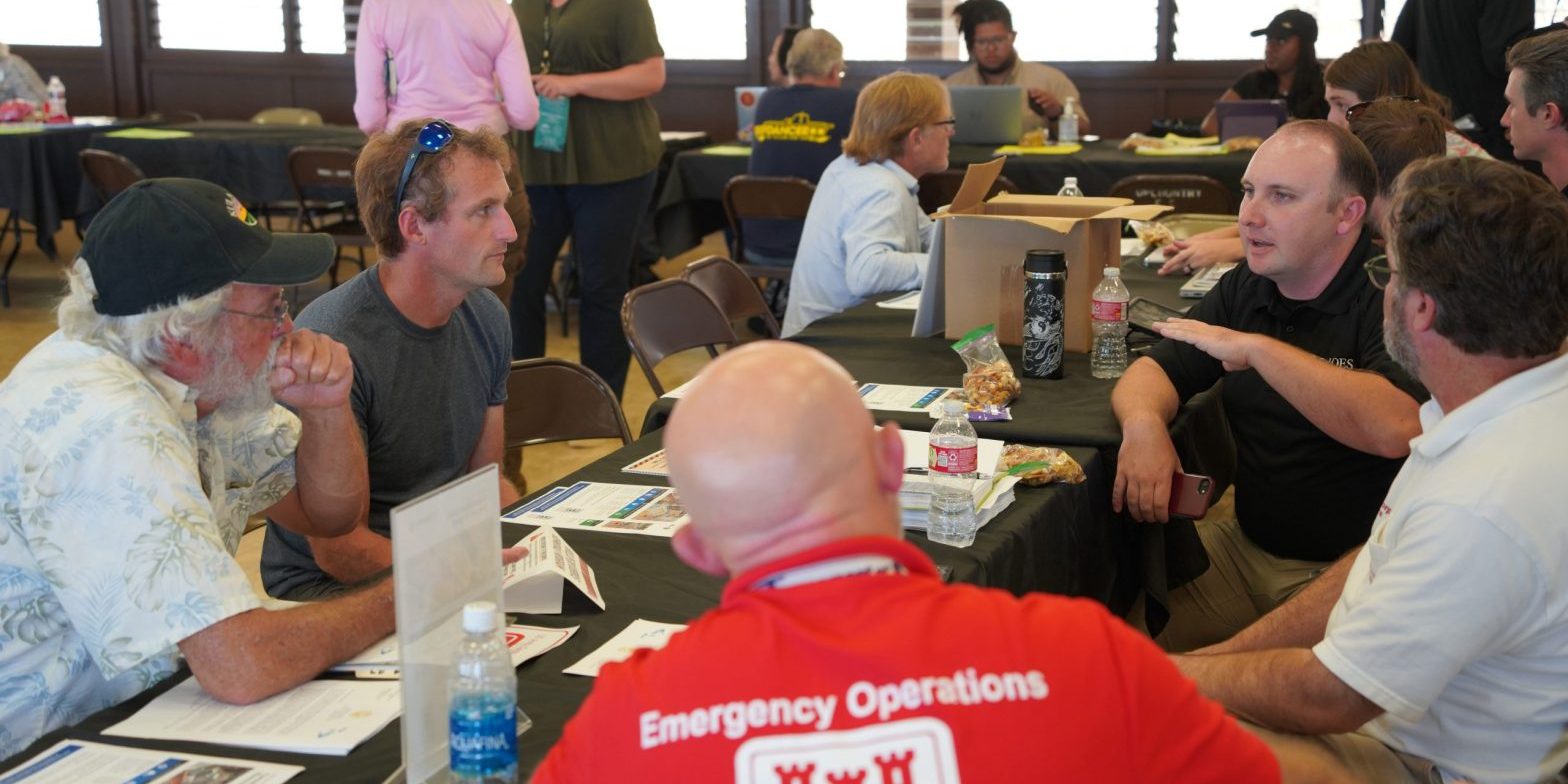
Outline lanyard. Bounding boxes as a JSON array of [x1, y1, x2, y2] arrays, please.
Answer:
[[749, 555, 906, 592], [541, 0, 559, 74]]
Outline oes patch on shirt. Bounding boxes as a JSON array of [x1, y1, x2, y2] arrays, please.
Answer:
[[733, 717, 961, 784]]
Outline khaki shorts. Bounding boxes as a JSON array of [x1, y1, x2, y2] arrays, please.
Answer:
[[1137, 515, 1330, 652], [1237, 719, 1442, 784]]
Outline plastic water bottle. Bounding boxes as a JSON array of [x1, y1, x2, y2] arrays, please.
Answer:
[[1057, 176, 1083, 198], [1091, 267, 1131, 379], [1058, 96, 1079, 144], [927, 400, 980, 548], [450, 601, 518, 783], [43, 76, 67, 123]]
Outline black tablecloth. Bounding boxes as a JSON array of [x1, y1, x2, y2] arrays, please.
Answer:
[[640, 258, 1233, 628], [0, 427, 1109, 781], [653, 139, 1254, 258], [0, 120, 154, 257], [81, 121, 369, 216]]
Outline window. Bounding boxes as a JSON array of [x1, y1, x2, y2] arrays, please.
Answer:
[[812, 0, 1158, 62], [300, 0, 349, 55], [0, 0, 102, 46], [1173, 1, 1364, 61], [154, 0, 285, 52], [649, 0, 746, 60]]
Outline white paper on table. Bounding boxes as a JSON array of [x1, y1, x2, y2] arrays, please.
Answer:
[[660, 377, 701, 399], [500, 481, 688, 538], [857, 383, 963, 414], [875, 290, 922, 310], [0, 739, 304, 784], [563, 619, 688, 678], [898, 429, 1005, 475], [1120, 237, 1148, 256], [898, 474, 1021, 533], [502, 527, 606, 613], [620, 450, 670, 476], [102, 679, 402, 756], [330, 623, 579, 677]]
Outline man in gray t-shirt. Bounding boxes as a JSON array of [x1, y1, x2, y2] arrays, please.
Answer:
[[262, 119, 524, 599]]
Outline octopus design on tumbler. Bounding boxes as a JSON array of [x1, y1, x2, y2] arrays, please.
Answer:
[[1023, 285, 1064, 377]]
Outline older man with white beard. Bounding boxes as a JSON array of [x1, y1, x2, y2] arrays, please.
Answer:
[[0, 179, 394, 759]]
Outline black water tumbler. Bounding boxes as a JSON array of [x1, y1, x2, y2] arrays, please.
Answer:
[[1022, 249, 1066, 380]]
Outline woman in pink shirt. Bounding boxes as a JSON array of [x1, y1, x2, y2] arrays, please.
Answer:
[[354, 0, 540, 302]]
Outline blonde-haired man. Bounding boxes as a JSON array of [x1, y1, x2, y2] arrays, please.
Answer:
[[782, 72, 952, 336]]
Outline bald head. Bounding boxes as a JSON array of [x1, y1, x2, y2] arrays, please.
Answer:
[[665, 343, 905, 577]]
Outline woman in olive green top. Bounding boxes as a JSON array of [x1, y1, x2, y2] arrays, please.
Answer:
[[512, 0, 665, 397]]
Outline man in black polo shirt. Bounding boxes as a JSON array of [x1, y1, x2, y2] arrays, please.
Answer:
[[1112, 120, 1424, 652]]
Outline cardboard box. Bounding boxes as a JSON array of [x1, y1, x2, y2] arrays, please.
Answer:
[[937, 158, 1169, 352]]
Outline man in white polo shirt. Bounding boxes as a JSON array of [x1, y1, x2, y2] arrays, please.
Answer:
[[1172, 155, 1568, 783]]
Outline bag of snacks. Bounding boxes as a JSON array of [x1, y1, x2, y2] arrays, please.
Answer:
[[999, 444, 1086, 486], [952, 325, 1021, 413]]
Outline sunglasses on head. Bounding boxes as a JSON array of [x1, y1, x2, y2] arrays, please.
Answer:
[[392, 120, 456, 208], [1345, 96, 1421, 124]]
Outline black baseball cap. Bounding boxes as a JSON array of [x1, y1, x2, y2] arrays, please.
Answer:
[[1252, 10, 1318, 44], [81, 178, 336, 316]]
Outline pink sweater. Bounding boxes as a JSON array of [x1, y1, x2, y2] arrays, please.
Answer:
[[353, 0, 539, 136]]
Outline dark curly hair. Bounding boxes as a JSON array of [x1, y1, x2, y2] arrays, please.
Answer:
[[952, 0, 1012, 51]]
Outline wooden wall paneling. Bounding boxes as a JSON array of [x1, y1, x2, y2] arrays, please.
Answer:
[[10, 46, 115, 117]]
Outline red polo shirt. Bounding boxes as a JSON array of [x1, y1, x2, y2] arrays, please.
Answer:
[[534, 536, 1278, 783]]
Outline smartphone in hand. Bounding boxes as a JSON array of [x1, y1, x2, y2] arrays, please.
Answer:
[[1169, 472, 1215, 519]]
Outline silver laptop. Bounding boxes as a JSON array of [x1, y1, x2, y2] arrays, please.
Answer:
[[947, 85, 1024, 145]]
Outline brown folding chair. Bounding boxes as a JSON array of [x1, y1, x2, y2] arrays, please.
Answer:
[[721, 175, 813, 309], [916, 170, 1018, 215], [79, 149, 146, 204], [621, 278, 738, 397], [1108, 174, 1235, 214], [681, 254, 779, 339], [252, 107, 323, 126], [287, 146, 373, 286], [504, 358, 633, 452]]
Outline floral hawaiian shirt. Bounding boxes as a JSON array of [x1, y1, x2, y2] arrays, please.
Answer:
[[0, 332, 299, 758]]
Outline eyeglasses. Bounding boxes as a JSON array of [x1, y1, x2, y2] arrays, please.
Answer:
[[1345, 96, 1421, 124], [974, 34, 1013, 50], [1363, 254, 1396, 290], [223, 298, 290, 328], [931, 117, 957, 128], [392, 120, 456, 207]]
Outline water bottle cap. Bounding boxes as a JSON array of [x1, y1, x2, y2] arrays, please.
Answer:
[[1103, 267, 1121, 279], [1024, 248, 1066, 274], [462, 601, 498, 634], [941, 399, 966, 417], [1063, 177, 1077, 186]]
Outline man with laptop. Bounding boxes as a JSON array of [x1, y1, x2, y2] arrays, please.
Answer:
[[943, 0, 1091, 135], [1112, 121, 1424, 651]]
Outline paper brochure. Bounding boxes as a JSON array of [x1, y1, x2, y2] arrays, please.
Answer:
[[563, 620, 687, 678], [502, 527, 607, 613]]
